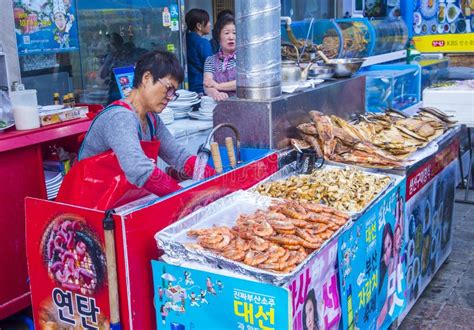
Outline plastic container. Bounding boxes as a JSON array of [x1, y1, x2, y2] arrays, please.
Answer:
[[10, 89, 40, 130], [359, 64, 421, 112], [369, 18, 408, 55], [307, 18, 407, 58]]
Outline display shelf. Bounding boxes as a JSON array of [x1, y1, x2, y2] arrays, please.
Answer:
[[0, 118, 91, 153], [361, 50, 408, 67]]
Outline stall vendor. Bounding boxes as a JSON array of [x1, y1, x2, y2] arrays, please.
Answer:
[[57, 50, 215, 209], [185, 9, 213, 94], [203, 15, 236, 101]]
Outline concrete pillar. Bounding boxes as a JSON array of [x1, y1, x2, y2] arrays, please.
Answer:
[[0, 1, 21, 87]]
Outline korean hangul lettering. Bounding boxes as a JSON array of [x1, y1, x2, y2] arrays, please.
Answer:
[[260, 297, 268, 305], [253, 295, 261, 305], [255, 305, 275, 330], [76, 294, 100, 330], [238, 322, 245, 330], [247, 294, 254, 303], [267, 298, 275, 307], [234, 301, 254, 324], [52, 288, 75, 326]]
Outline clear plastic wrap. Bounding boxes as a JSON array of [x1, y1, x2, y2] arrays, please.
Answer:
[[250, 162, 394, 217], [156, 190, 351, 285]]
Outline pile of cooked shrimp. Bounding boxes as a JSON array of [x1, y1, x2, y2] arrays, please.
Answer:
[[186, 200, 350, 273]]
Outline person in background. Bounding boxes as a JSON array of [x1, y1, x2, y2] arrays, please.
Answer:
[[185, 9, 212, 94], [203, 15, 236, 101], [210, 10, 233, 53]]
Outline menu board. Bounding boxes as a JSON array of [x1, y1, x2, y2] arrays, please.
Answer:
[[413, 0, 472, 36], [13, 0, 79, 55]]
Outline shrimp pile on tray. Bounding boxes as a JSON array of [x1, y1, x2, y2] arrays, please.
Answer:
[[186, 200, 350, 273]]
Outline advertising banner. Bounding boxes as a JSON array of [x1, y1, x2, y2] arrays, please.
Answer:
[[289, 238, 342, 330], [338, 179, 407, 330], [13, 0, 79, 55], [25, 198, 111, 329], [151, 261, 290, 330], [400, 152, 458, 321]]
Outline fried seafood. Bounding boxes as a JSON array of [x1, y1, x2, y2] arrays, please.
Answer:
[[296, 108, 455, 168], [256, 167, 391, 213], [185, 200, 350, 274]]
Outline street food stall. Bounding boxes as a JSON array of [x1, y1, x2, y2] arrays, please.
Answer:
[[3, 0, 470, 329]]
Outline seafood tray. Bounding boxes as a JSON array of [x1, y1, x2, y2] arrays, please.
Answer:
[[251, 162, 394, 217], [156, 190, 351, 285]]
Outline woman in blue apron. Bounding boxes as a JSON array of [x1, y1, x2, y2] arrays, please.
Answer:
[[57, 50, 215, 210]]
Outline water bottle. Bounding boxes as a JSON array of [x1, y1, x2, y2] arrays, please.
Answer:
[[0, 86, 14, 124]]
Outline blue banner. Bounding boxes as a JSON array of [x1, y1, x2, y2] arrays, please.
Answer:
[[338, 178, 407, 330], [13, 0, 79, 55], [152, 261, 290, 330]]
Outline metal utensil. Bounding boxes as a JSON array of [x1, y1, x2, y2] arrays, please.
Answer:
[[318, 58, 366, 78]]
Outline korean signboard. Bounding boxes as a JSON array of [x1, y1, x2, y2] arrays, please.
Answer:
[[13, 0, 79, 55]]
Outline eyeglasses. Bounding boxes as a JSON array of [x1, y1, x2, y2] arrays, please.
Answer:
[[159, 78, 179, 101]]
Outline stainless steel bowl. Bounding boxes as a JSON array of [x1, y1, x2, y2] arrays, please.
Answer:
[[318, 58, 366, 78], [308, 66, 334, 80]]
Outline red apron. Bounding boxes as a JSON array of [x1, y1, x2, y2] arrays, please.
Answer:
[[56, 100, 161, 210]]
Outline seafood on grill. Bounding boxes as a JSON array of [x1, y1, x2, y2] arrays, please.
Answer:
[[295, 107, 455, 168], [186, 200, 350, 274], [256, 167, 391, 213]]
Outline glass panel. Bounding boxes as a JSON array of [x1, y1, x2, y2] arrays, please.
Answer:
[[77, 0, 183, 105], [281, 0, 336, 20], [17, 0, 183, 106]]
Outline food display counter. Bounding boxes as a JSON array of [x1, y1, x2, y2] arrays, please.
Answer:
[[24, 103, 461, 329], [283, 18, 408, 60]]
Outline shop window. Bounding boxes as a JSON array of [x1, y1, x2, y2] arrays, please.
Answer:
[[14, 0, 184, 106]]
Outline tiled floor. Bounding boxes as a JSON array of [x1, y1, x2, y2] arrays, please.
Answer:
[[399, 189, 474, 329]]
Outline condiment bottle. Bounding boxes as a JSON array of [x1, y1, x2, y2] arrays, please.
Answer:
[[53, 92, 60, 105], [63, 95, 70, 107], [68, 93, 75, 107]]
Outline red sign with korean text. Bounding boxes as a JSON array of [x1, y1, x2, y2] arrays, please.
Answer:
[[406, 138, 459, 201], [25, 198, 111, 329]]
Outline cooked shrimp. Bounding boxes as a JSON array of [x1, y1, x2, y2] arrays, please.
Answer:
[[244, 250, 268, 266]]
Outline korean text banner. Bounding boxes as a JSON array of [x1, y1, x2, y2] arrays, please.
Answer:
[[25, 198, 111, 329], [13, 0, 79, 55], [152, 261, 290, 330], [338, 179, 407, 330], [289, 237, 342, 330]]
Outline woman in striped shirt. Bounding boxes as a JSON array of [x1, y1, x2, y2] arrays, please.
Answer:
[[203, 15, 236, 101]]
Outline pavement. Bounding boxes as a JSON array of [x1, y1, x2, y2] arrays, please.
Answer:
[[399, 189, 474, 329]]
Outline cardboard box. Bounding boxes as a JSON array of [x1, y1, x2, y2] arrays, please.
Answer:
[[39, 106, 88, 126]]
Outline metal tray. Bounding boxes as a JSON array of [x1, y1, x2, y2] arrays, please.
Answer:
[[156, 190, 351, 285], [250, 161, 396, 218]]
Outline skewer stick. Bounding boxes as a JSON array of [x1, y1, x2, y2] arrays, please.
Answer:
[[103, 210, 121, 329], [225, 137, 237, 168], [210, 142, 223, 174]]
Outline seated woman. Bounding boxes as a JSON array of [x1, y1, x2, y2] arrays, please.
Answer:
[[185, 8, 212, 94], [203, 15, 236, 101]]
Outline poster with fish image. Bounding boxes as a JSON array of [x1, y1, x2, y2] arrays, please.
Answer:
[[289, 238, 342, 330], [25, 198, 111, 329], [13, 0, 79, 55], [152, 261, 290, 330], [399, 158, 457, 321], [338, 178, 407, 330]]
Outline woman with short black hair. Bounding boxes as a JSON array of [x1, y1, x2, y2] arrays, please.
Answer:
[[57, 50, 215, 209], [185, 8, 212, 94], [204, 15, 236, 101]]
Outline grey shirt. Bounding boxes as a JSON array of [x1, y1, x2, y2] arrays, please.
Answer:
[[79, 102, 192, 187]]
